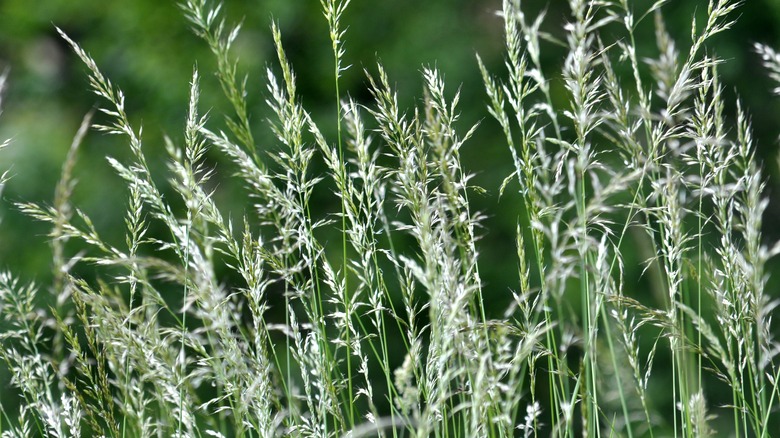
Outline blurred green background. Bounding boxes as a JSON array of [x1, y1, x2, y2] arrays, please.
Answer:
[[2, 0, 780, 303], [2, 0, 780, 432], [0, 0, 506, 283]]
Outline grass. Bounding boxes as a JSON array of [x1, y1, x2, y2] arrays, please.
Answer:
[[1, 0, 780, 436]]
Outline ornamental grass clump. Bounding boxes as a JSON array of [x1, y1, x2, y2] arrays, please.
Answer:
[[1, 0, 780, 436]]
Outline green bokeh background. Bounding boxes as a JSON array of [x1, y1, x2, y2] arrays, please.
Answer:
[[0, 0, 507, 282], [2, 0, 780, 432], [2, 0, 780, 302]]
